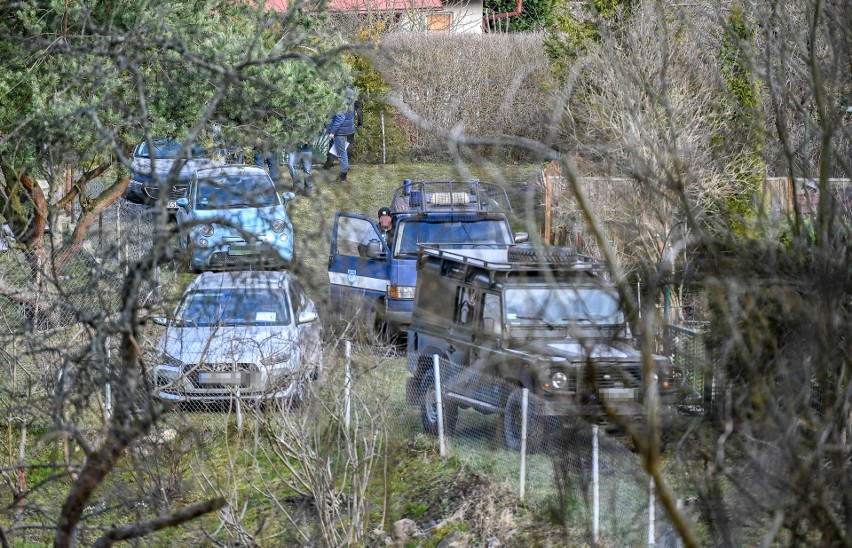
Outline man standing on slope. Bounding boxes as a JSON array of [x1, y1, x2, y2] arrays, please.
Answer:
[[326, 92, 357, 182]]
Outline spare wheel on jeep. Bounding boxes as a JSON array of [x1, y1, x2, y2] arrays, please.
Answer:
[[507, 246, 576, 263]]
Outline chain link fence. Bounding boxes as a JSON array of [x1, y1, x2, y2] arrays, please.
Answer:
[[402, 351, 679, 545], [0, 197, 169, 333]]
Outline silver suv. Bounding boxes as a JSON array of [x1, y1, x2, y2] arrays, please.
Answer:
[[152, 270, 322, 405]]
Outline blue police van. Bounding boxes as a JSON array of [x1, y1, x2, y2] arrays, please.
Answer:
[[328, 181, 527, 337]]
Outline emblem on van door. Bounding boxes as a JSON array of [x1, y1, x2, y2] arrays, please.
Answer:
[[348, 269, 356, 285]]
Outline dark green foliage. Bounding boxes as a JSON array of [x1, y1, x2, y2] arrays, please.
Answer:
[[543, 0, 637, 80], [345, 47, 408, 164], [713, 6, 764, 237], [483, 0, 561, 32]]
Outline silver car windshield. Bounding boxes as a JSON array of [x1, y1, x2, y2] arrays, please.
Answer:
[[195, 174, 278, 209], [175, 288, 291, 326], [504, 287, 623, 326]]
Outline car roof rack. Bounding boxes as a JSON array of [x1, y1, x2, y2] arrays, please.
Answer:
[[419, 244, 606, 273], [391, 180, 512, 213]]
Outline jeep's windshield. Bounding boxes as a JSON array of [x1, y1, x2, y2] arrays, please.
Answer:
[[175, 288, 291, 327], [394, 218, 512, 257], [195, 174, 278, 210], [504, 287, 623, 326]]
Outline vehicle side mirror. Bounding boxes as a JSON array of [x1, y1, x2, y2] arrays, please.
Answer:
[[514, 232, 529, 244], [281, 191, 296, 203], [366, 240, 387, 259], [152, 316, 169, 326], [297, 310, 318, 324], [175, 197, 189, 209]]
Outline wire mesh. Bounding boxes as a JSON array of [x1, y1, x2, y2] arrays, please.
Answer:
[[403, 350, 675, 544]]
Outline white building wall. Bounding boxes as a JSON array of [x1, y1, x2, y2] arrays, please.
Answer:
[[444, 0, 483, 33], [397, 0, 483, 33]]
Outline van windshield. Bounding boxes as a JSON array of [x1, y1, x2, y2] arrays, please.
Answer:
[[394, 218, 512, 257], [504, 287, 623, 326]]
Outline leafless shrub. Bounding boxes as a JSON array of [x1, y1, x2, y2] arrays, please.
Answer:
[[534, 0, 851, 545], [380, 33, 556, 159]]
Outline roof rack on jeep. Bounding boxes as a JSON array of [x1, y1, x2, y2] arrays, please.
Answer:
[[391, 180, 512, 213], [419, 244, 606, 272]]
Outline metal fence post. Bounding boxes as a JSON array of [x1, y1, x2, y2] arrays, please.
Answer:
[[235, 389, 243, 430], [433, 354, 445, 457], [519, 387, 529, 499], [380, 112, 387, 165], [648, 475, 656, 546], [345, 341, 352, 430], [104, 336, 112, 421], [593, 424, 599, 542]]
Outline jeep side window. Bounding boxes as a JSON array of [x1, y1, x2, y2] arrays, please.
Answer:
[[455, 287, 478, 326], [482, 293, 502, 337]]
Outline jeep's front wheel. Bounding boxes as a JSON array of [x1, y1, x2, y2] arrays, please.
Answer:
[[420, 369, 458, 436], [503, 387, 553, 453]]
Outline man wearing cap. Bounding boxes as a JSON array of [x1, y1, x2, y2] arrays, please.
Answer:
[[359, 207, 394, 256], [376, 207, 394, 245]]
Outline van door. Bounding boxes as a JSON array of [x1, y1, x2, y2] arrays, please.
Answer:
[[328, 212, 391, 318]]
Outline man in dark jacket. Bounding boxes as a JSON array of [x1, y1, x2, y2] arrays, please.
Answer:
[[325, 93, 361, 181]]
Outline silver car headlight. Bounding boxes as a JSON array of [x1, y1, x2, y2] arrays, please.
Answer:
[[199, 224, 214, 237], [272, 219, 286, 233], [261, 350, 292, 366]]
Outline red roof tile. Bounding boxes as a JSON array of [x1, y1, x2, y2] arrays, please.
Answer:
[[266, 0, 442, 13]]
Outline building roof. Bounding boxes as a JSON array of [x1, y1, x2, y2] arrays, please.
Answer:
[[266, 0, 443, 12]]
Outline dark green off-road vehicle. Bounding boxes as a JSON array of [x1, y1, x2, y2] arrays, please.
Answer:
[[405, 244, 682, 450]]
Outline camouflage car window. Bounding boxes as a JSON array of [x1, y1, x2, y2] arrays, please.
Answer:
[[481, 293, 502, 337], [455, 287, 478, 326]]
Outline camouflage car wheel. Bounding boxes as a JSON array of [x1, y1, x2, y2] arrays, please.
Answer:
[[503, 387, 554, 453], [419, 368, 458, 436]]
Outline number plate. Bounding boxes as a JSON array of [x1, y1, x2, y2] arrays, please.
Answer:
[[228, 246, 255, 256], [167, 200, 177, 209], [198, 371, 259, 386], [601, 388, 636, 401]]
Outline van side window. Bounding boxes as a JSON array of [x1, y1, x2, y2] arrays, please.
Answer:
[[455, 287, 477, 326], [335, 216, 379, 257], [482, 293, 502, 337]]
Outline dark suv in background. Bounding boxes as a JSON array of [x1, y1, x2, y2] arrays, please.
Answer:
[[124, 138, 223, 212]]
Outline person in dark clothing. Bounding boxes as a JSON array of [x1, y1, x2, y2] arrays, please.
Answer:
[[347, 97, 364, 159], [253, 136, 279, 181], [359, 206, 394, 255], [324, 91, 362, 180], [287, 140, 314, 195]]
